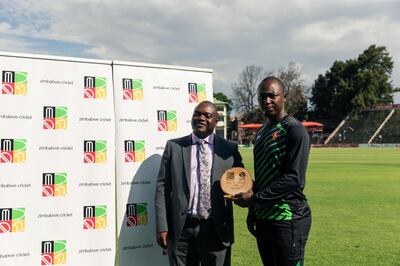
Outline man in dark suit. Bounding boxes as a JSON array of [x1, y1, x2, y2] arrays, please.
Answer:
[[155, 101, 244, 266]]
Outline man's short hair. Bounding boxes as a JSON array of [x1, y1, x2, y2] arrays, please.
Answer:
[[258, 76, 286, 94], [196, 100, 217, 113]]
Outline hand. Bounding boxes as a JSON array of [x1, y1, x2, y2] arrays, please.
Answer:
[[232, 190, 254, 208], [246, 213, 257, 237], [156, 231, 168, 250]]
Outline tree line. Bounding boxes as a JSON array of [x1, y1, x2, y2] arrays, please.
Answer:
[[215, 45, 399, 130]]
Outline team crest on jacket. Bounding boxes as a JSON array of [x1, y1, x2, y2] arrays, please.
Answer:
[[271, 132, 280, 141]]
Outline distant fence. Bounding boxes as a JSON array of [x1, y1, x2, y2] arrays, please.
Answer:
[[312, 143, 400, 148], [326, 107, 400, 145]]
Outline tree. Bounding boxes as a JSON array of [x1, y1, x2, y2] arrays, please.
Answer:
[[311, 45, 397, 121], [277, 62, 308, 117], [310, 74, 332, 117], [213, 92, 237, 139], [240, 109, 266, 124], [232, 65, 265, 113], [213, 92, 233, 114], [232, 63, 308, 123]]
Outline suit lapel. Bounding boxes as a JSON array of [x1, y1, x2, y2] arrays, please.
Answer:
[[212, 135, 222, 184], [182, 135, 192, 191]]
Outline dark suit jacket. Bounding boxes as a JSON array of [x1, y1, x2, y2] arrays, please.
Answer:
[[155, 134, 244, 245]]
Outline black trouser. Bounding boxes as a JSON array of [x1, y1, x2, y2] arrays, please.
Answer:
[[168, 216, 231, 266], [256, 214, 311, 266]]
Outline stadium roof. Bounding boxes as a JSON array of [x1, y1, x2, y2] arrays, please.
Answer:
[[239, 121, 324, 129], [302, 121, 323, 127], [213, 98, 228, 105], [238, 123, 262, 128]]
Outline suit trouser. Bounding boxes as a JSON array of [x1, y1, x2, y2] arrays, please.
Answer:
[[168, 216, 231, 266], [256, 214, 311, 266]]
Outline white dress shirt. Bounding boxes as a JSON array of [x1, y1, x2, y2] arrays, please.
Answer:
[[188, 133, 214, 217]]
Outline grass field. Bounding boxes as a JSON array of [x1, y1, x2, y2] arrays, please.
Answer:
[[232, 147, 400, 266]]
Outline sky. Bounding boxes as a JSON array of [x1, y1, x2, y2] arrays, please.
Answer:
[[0, 0, 399, 104]]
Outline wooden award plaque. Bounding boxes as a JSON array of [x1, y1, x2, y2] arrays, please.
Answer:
[[220, 167, 253, 197]]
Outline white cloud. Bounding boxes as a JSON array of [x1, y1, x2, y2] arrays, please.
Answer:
[[0, 0, 399, 102], [0, 22, 12, 32], [292, 15, 400, 52]]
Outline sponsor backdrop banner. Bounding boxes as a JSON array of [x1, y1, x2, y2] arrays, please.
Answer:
[[113, 61, 213, 266], [0, 52, 213, 266], [0, 52, 116, 265]]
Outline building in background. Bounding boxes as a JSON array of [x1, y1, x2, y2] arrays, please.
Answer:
[[213, 98, 227, 139]]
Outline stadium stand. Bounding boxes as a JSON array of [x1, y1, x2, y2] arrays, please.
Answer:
[[378, 109, 400, 143], [326, 104, 400, 144]]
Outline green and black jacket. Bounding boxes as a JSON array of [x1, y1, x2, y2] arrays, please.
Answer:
[[251, 115, 311, 221]]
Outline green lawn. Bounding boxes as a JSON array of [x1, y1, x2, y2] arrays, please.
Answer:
[[232, 147, 400, 266]]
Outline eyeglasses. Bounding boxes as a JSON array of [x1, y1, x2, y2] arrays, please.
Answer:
[[193, 111, 213, 119]]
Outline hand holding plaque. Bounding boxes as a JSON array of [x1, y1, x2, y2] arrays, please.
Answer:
[[220, 167, 253, 200]]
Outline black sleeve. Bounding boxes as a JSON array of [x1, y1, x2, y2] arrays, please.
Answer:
[[253, 124, 310, 207], [155, 140, 172, 233]]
